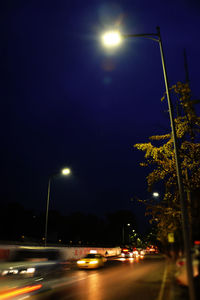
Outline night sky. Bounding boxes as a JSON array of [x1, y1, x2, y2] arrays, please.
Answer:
[[1, 0, 200, 231]]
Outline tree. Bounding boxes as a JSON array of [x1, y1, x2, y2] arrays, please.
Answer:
[[134, 82, 200, 245]]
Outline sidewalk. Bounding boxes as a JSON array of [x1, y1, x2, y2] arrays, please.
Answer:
[[161, 258, 200, 300], [167, 261, 189, 300]]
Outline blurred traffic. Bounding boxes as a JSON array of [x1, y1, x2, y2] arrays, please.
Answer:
[[120, 247, 146, 259], [0, 245, 155, 299], [0, 247, 68, 299]]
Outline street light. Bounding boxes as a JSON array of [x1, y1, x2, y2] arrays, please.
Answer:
[[62, 168, 71, 175], [122, 223, 131, 244], [152, 192, 159, 198], [101, 27, 195, 300], [101, 31, 122, 47], [44, 167, 71, 247]]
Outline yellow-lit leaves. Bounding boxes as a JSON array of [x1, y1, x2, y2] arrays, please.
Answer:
[[149, 134, 171, 140], [134, 81, 200, 244]]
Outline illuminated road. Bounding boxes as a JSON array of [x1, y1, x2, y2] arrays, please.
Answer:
[[31, 255, 171, 300]]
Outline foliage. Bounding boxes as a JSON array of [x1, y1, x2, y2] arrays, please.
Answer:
[[134, 82, 200, 244]]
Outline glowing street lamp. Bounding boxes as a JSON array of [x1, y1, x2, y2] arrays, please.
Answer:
[[62, 168, 71, 175], [122, 223, 131, 244], [44, 167, 71, 246], [153, 192, 159, 198], [101, 31, 122, 47], [101, 26, 195, 300]]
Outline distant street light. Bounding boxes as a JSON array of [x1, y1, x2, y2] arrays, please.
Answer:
[[62, 168, 71, 175], [122, 223, 131, 244], [101, 27, 195, 300], [152, 192, 159, 198], [44, 167, 71, 247]]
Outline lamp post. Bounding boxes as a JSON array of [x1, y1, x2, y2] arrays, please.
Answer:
[[44, 167, 71, 247], [101, 27, 195, 300], [122, 223, 131, 244]]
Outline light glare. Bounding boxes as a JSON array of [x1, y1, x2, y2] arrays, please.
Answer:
[[153, 192, 159, 197], [27, 267, 35, 273], [77, 260, 85, 264], [62, 168, 71, 175], [102, 31, 122, 47]]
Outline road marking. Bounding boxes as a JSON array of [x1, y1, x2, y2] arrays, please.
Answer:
[[157, 263, 168, 300], [52, 273, 97, 289]]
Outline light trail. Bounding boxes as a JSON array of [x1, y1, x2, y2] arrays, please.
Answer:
[[0, 284, 42, 299]]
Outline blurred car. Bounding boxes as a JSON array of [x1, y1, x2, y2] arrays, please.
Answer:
[[175, 249, 200, 286], [136, 249, 145, 258], [77, 253, 106, 269], [120, 247, 134, 258], [139, 249, 146, 256], [146, 246, 159, 254], [0, 248, 65, 278], [133, 248, 140, 257]]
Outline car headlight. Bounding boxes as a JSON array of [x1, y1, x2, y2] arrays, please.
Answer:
[[121, 253, 125, 257], [19, 267, 36, 274], [77, 260, 85, 264], [89, 260, 98, 265], [2, 268, 20, 275], [2, 270, 9, 276], [26, 268, 35, 274]]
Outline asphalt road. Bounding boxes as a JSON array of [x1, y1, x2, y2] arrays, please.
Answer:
[[30, 255, 169, 300]]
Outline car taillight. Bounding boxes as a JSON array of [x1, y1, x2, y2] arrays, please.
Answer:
[[177, 261, 185, 266]]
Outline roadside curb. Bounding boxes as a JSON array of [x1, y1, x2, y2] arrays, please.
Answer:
[[167, 260, 188, 300]]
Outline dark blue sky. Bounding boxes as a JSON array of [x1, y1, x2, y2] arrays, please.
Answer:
[[1, 0, 200, 230]]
